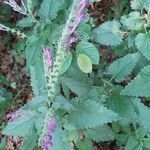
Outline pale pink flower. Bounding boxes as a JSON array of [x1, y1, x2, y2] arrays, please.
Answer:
[[40, 117, 57, 150], [64, 0, 89, 50], [43, 47, 53, 73]]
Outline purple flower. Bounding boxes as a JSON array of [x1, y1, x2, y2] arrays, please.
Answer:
[[43, 47, 53, 73], [69, 0, 89, 33], [63, 0, 89, 50], [40, 117, 57, 150]]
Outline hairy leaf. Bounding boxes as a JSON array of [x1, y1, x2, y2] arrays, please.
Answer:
[[38, 0, 63, 20], [93, 20, 124, 46], [3, 113, 37, 137], [52, 127, 73, 150], [121, 65, 150, 97], [121, 11, 145, 30], [68, 100, 118, 129], [76, 41, 99, 64], [135, 33, 150, 60], [86, 125, 115, 142], [60, 52, 72, 75], [131, 0, 150, 10], [134, 100, 150, 131], [62, 77, 91, 97], [108, 53, 140, 82]]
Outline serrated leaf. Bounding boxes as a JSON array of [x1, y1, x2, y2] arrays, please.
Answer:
[[76, 41, 99, 64], [77, 54, 92, 73], [135, 33, 150, 60], [22, 134, 38, 150], [86, 125, 115, 142], [77, 23, 92, 41], [131, 0, 150, 10], [121, 65, 150, 97], [3, 113, 37, 137], [93, 20, 124, 46], [68, 100, 118, 129], [52, 127, 73, 150], [125, 136, 141, 150], [62, 77, 91, 97], [108, 53, 140, 82], [38, 0, 63, 20], [30, 66, 39, 96], [121, 11, 145, 30], [51, 24, 64, 45], [23, 96, 48, 110], [107, 87, 137, 122], [77, 138, 92, 150], [60, 52, 72, 75], [17, 17, 34, 28], [53, 96, 73, 110], [134, 100, 150, 131]]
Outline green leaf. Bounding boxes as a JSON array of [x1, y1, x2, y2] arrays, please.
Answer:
[[60, 52, 72, 75], [125, 137, 142, 150], [77, 138, 92, 150], [86, 125, 115, 142], [25, 33, 46, 68], [131, 0, 150, 10], [0, 137, 6, 149], [76, 41, 99, 64], [3, 113, 37, 137], [121, 11, 145, 30], [22, 134, 38, 150], [23, 96, 48, 110], [68, 100, 118, 129], [62, 77, 91, 97], [52, 127, 73, 150], [135, 33, 150, 60], [51, 24, 64, 45], [53, 96, 73, 110], [108, 87, 137, 122], [0, 87, 12, 114], [38, 0, 63, 20], [77, 54, 92, 73], [134, 100, 150, 131], [17, 17, 34, 28], [143, 138, 150, 149], [87, 86, 107, 103], [108, 53, 140, 82], [77, 23, 92, 41], [93, 20, 124, 46], [30, 66, 39, 96], [121, 65, 150, 97]]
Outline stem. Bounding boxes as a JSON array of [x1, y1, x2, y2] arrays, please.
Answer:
[[40, 0, 80, 144], [46, 0, 78, 102]]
